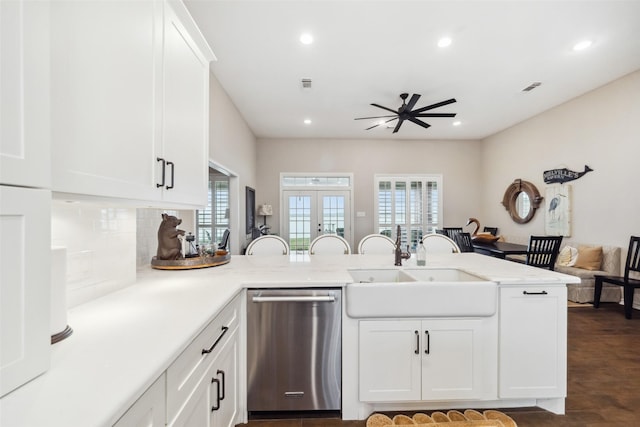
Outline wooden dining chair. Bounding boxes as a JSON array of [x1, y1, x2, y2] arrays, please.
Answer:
[[483, 226, 499, 236], [454, 232, 475, 253], [525, 235, 563, 270], [594, 236, 640, 319], [442, 227, 463, 240]]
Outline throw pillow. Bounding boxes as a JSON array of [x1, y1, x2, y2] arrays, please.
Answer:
[[557, 245, 578, 266], [574, 245, 603, 271]]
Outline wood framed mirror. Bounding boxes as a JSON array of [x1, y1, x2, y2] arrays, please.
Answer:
[[501, 179, 543, 224]]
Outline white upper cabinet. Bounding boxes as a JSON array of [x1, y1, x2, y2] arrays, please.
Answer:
[[159, 0, 212, 206], [0, 0, 50, 188], [51, 0, 214, 207]]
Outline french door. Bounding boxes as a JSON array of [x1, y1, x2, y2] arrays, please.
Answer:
[[283, 190, 351, 255]]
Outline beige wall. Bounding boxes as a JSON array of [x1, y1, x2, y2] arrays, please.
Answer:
[[480, 69, 640, 250], [208, 72, 258, 253], [256, 138, 483, 249]]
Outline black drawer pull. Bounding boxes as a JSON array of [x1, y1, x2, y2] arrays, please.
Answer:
[[202, 326, 229, 355], [523, 290, 548, 295]]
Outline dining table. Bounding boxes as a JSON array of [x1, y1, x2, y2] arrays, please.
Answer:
[[472, 241, 529, 259]]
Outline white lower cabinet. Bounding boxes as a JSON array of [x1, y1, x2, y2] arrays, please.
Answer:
[[113, 375, 166, 427], [167, 295, 240, 427], [499, 286, 567, 399], [359, 318, 491, 402]]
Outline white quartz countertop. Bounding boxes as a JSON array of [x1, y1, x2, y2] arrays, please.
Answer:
[[0, 253, 579, 427]]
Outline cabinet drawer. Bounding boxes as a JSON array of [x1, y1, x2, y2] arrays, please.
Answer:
[[166, 297, 239, 421]]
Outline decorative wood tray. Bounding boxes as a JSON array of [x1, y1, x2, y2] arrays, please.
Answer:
[[151, 253, 230, 270]]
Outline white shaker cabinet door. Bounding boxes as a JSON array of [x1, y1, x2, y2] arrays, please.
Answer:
[[421, 319, 487, 401], [499, 286, 567, 399], [359, 320, 422, 402], [0, 186, 51, 397], [50, 0, 159, 201], [0, 0, 50, 188], [159, 0, 211, 207]]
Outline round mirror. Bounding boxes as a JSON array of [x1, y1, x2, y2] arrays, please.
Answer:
[[515, 191, 531, 219], [502, 179, 542, 224]]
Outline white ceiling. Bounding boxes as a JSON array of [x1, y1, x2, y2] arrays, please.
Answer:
[[184, 0, 640, 140]]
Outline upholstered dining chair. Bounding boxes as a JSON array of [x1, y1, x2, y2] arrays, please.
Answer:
[[245, 235, 289, 256], [357, 234, 396, 254], [454, 232, 475, 253], [525, 235, 563, 270], [309, 234, 351, 255], [421, 233, 461, 253], [594, 236, 640, 319]]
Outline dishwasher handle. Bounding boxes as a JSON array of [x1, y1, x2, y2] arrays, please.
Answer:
[[251, 295, 336, 303]]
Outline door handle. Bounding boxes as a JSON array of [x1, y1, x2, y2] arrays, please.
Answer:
[[414, 330, 419, 354], [211, 378, 221, 411], [424, 330, 430, 354], [201, 326, 229, 355], [523, 290, 548, 295], [251, 295, 336, 303], [217, 370, 225, 401], [165, 161, 175, 190], [156, 157, 165, 188]]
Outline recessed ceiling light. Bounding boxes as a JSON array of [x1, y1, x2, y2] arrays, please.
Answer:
[[300, 33, 314, 45], [437, 37, 452, 48], [452, 121, 461, 127], [573, 40, 592, 51], [304, 119, 312, 125]]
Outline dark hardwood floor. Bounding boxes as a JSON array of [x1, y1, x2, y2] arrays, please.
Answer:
[[237, 303, 640, 427]]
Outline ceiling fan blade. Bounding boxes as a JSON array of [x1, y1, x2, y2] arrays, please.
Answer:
[[364, 117, 397, 130], [412, 98, 457, 114], [392, 118, 406, 133], [354, 114, 398, 120], [404, 94, 421, 112], [413, 113, 457, 118], [371, 103, 399, 115], [408, 117, 431, 129]]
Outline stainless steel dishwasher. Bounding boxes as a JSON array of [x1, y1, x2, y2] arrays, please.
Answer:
[[246, 288, 342, 415]]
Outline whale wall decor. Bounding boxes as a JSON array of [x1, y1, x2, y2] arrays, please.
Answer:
[[543, 165, 593, 184]]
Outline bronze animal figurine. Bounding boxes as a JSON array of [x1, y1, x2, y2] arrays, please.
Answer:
[[156, 213, 185, 260]]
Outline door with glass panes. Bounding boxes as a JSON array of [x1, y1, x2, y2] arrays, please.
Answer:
[[284, 190, 351, 255]]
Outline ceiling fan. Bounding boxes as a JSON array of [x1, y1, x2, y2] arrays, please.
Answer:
[[355, 93, 457, 133]]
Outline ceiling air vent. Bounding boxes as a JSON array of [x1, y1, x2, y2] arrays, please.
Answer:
[[522, 82, 542, 92], [301, 78, 312, 90]]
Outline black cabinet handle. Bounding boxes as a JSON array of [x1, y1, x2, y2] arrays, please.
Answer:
[[414, 330, 419, 354], [425, 330, 430, 355], [523, 290, 548, 295], [156, 158, 165, 188], [166, 161, 175, 190], [217, 370, 225, 401], [211, 377, 221, 411], [201, 326, 229, 355]]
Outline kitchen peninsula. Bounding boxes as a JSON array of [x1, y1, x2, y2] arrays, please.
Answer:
[[0, 254, 579, 427]]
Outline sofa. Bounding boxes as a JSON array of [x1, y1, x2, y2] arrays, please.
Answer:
[[554, 243, 621, 303]]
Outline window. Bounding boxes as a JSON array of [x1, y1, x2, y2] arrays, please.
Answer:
[[197, 171, 229, 248], [375, 175, 442, 250]]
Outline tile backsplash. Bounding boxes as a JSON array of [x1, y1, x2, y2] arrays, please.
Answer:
[[52, 201, 195, 308], [51, 201, 137, 308]]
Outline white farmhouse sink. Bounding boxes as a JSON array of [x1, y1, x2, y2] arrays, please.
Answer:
[[348, 269, 416, 283], [346, 268, 497, 318]]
